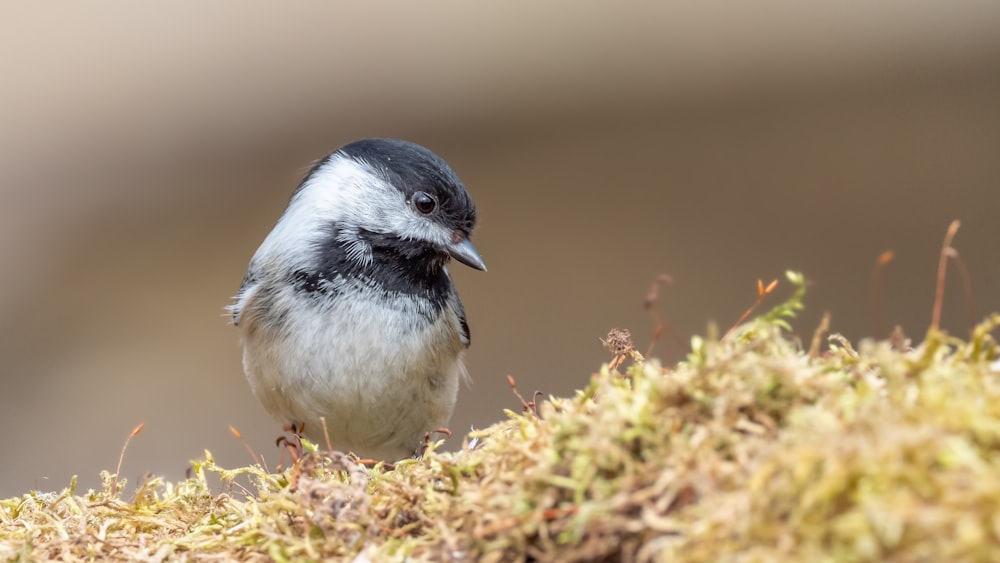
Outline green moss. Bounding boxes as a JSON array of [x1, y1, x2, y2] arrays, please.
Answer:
[[3, 273, 1000, 561]]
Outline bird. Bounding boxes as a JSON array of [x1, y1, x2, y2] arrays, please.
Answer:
[[228, 138, 485, 460]]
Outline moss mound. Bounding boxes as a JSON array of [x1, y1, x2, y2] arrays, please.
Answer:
[[4, 273, 1000, 561]]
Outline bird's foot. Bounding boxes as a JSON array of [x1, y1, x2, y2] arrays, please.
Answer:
[[420, 427, 453, 456], [275, 422, 305, 462]]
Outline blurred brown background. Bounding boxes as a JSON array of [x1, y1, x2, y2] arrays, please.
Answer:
[[1, 3, 999, 497]]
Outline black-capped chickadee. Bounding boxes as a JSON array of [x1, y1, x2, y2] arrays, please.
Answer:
[[229, 138, 485, 460]]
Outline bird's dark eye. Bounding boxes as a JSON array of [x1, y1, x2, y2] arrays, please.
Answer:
[[412, 191, 437, 214]]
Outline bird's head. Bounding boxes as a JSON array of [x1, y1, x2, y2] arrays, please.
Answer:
[[257, 138, 486, 276]]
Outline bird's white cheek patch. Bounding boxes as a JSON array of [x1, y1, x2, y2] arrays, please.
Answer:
[[395, 216, 453, 249]]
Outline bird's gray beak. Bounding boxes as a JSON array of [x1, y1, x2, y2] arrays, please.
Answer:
[[448, 237, 487, 272]]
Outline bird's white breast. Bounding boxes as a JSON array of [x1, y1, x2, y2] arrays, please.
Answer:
[[239, 280, 465, 460]]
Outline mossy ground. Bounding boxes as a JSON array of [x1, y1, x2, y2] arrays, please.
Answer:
[[3, 272, 1000, 561]]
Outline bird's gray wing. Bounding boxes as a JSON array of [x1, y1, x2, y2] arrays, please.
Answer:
[[455, 297, 471, 348], [228, 271, 257, 326]]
